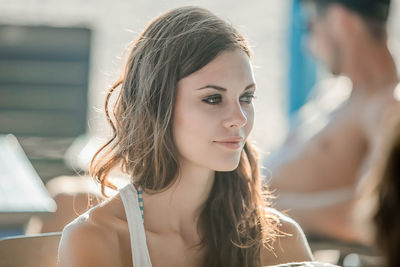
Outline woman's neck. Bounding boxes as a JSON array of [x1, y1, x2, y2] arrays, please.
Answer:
[[142, 161, 215, 243]]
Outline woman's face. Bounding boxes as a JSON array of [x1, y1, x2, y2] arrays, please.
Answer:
[[173, 49, 255, 172]]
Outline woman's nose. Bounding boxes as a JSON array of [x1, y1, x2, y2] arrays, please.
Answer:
[[223, 102, 247, 129]]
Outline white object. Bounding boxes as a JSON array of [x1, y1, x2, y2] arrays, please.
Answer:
[[0, 134, 56, 226], [120, 183, 152, 267]]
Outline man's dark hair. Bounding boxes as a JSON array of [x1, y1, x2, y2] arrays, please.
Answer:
[[302, 0, 391, 40]]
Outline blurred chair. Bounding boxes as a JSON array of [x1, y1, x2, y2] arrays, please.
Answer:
[[0, 24, 91, 182], [310, 236, 380, 267], [342, 253, 383, 267], [0, 232, 61, 267]]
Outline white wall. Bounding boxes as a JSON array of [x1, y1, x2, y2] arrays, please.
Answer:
[[0, 0, 292, 155]]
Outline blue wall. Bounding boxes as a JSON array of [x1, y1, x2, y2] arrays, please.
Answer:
[[288, 0, 317, 117]]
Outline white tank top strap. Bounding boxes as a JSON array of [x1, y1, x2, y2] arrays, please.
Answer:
[[119, 183, 152, 267]]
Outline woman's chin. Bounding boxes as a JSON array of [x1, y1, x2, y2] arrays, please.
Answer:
[[213, 161, 240, 172]]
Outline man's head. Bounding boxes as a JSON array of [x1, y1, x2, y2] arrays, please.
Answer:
[[301, 0, 391, 74]]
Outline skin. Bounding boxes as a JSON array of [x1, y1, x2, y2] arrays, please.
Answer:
[[269, 3, 399, 244], [59, 49, 312, 267]]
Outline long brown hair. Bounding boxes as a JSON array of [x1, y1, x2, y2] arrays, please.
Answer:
[[373, 110, 400, 267], [90, 6, 279, 266]]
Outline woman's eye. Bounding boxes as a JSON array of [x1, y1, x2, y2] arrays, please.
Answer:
[[202, 94, 222, 105], [240, 92, 255, 104]]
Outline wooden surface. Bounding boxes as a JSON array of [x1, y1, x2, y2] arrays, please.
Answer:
[[0, 232, 61, 267]]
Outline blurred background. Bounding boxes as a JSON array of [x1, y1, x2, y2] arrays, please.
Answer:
[[0, 0, 293, 239], [0, 0, 291, 175], [1, 0, 400, 261]]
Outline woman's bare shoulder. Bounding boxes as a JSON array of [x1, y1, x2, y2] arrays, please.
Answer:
[[58, 195, 126, 267], [261, 208, 313, 266]]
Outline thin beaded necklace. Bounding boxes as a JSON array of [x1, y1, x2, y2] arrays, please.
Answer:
[[137, 186, 144, 221]]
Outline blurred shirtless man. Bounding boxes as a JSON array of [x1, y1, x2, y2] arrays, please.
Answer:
[[269, 0, 399, 244]]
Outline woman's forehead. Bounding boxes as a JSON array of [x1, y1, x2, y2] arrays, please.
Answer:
[[178, 50, 254, 88]]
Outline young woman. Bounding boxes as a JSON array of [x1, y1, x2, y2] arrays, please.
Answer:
[[58, 6, 313, 267]]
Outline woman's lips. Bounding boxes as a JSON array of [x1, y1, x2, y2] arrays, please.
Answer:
[[213, 137, 243, 150], [214, 141, 242, 150]]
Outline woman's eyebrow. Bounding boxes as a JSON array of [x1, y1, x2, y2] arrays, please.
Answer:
[[197, 85, 227, 91], [197, 83, 256, 91]]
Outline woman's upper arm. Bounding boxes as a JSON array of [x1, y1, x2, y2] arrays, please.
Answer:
[[277, 215, 313, 261], [261, 210, 313, 265], [58, 222, 120, 267]]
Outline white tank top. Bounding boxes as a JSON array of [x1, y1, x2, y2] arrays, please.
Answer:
[[119, 183, 152, 267]]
